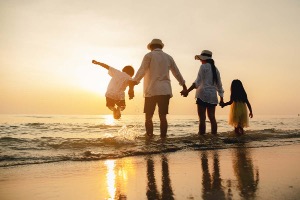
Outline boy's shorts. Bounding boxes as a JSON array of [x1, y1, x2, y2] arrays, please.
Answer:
[[106, 97, 126, 108], [196, 98, 217, 107], [144, 95, 170, 115]]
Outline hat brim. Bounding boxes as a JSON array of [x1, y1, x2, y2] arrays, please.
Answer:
[[147, 42, 164, 50], [195, 55, 211, 60]]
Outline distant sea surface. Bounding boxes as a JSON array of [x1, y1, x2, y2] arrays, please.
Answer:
[[0, 114, 299, 167]]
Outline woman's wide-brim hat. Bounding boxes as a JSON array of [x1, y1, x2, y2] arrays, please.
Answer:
[[195, 50, 212, 60], [147, 39, 164, 50]]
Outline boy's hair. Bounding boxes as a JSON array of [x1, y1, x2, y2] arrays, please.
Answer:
[[122, 65, 135, 77], [230, 79, 248, 102]]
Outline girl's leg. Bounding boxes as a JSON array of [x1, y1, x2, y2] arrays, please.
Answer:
[[238, 124, 244, 135], [234, 127, 239, 134], [207, 106, 217, 135], [197, 104, 207, 135]]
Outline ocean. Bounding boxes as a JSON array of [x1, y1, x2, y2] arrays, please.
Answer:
[[0, 114, 299, 167]]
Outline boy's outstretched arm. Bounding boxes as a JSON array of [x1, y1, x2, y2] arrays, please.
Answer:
[[92, 60, 110, 70]]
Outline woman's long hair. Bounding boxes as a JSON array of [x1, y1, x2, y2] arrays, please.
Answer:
[[206, 59, 218, 85], [230, 79, 248, 102]]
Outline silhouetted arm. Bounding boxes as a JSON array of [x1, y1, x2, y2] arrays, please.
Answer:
[[92, 60, 110, 70], [246, 99, 253, 118], [221, 100, 233, 108], [128, 80, 135, 100]]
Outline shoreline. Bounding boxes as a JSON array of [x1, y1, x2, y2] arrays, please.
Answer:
[[1, 144, 300, 200]]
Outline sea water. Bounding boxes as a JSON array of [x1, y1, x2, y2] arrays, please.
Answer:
[[0, 114, 299, 167]]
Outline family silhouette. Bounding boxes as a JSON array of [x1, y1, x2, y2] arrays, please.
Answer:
[[92, 38, 253, 137]]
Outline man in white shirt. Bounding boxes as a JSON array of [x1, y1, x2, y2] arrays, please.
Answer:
[[132, 39, 187, 138]]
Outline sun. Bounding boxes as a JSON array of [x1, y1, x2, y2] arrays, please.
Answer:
[[76, 65, 110, 95]]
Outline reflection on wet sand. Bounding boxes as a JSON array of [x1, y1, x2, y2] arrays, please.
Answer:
[[200, 150, 226, 200], [200, 148, 259, 200], [104, 159, 130, 200], [232, 147, 259, 199], [146, 155, 174, 200], [101, 147, 259, 199]]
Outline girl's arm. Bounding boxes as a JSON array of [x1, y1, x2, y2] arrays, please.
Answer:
[[92, 60, 110, 70], [246, 100, 253, 118], [221, 100, 233, 108]]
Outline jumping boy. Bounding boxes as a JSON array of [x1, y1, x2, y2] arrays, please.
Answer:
[[92, 60, 135, 119]]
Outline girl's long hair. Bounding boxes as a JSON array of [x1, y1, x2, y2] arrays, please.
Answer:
[[230, 79, 248, 102], [206, 59, 218, 85]]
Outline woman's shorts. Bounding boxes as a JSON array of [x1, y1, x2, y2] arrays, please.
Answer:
[[144, 95, 171, 115], [106, 97, 126, 108], [196, 98, 217, 107]]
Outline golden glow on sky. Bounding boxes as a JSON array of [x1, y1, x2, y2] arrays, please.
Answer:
[[1, 0, 300, 115]]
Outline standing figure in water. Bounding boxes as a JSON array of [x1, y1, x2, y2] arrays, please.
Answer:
[[181, 50, 224, 135], [131, 39, 187, 138], [220, 79, 253, 135]]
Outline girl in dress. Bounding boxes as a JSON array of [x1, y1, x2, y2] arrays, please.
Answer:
[[221, 79, 253, 135]]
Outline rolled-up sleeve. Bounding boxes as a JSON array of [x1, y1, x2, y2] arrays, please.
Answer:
[[133, 54, 151, 83], [170, 58, 185, 86]]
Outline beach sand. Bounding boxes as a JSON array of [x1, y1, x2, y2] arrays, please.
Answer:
[[1, 144, 300, 200]]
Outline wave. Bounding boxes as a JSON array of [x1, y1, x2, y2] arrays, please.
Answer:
[[1, 129, 299, 167]]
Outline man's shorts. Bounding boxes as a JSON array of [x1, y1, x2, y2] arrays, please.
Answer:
[[144, 95, 171, 115], [106, 97, 126, 108], [196, 98, 217, 107]]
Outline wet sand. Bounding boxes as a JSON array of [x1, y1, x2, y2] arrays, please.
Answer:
[[1, 144, 300, 200]]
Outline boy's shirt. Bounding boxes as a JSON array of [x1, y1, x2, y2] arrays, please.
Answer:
[[106, 67, 132, 100]]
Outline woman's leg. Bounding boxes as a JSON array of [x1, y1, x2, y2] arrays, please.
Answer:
[[197, 104, 207, 135], [207, 106, 217, 135]]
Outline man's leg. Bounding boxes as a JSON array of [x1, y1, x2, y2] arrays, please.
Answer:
[[197, 104, 207, 135], [145, 113, 154, 136], [159, 114, 168, 138], [157, 95, 170, 138], [207, 106, 217, 135]]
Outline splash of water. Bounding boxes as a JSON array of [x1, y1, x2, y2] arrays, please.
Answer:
[[116, 125, 140, 141]]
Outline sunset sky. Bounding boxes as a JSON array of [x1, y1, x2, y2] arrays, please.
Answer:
[[1, 0, 300, 115]]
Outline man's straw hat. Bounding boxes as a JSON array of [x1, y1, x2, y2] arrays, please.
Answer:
[[147, 39, 164, 50]]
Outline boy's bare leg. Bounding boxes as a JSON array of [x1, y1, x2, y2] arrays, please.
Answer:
[[107, 106, 115, 111]]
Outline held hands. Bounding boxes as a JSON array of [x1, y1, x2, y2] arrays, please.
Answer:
[[180, 89, 189, 97], [219, 101, 225, 108], [128, 88, 134, 100], [128, 80, 137, 100]]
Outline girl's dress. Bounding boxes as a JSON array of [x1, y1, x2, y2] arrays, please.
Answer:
[[229, 101, 249, 128]]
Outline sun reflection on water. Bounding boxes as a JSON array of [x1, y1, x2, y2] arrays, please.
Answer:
[[104, 115, 115, 126]]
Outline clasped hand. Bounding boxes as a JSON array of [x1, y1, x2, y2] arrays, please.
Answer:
[[180, 89, 189, 97]]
